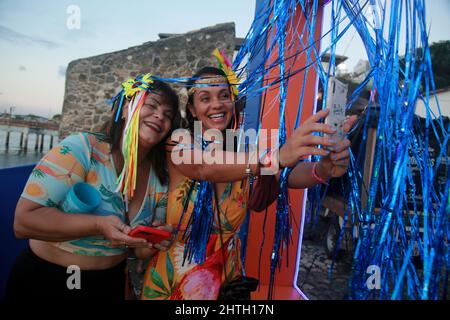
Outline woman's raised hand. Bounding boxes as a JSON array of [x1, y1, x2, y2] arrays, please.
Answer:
[[316, 115, 358, 179], [278, 109, 337, 168]]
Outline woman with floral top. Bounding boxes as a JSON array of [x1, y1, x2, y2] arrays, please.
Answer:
[[5, 75, 180, 300], [138, 67, 357, 300]]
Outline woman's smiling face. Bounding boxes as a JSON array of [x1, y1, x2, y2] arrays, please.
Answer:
[[123, 91, 174, 149], [188, 75, 234, 132]]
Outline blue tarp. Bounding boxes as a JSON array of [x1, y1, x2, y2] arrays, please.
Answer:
[[0, 165, 34, 300]]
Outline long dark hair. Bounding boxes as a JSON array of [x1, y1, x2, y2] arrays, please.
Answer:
[[101, 79, 180, 185]]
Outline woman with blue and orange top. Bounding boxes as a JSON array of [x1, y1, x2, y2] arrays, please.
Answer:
[[138, 65, 358, 300], [5, 74, 180, 300]]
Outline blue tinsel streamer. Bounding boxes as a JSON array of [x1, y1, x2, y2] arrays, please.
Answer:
[[98, 0, 449, 300], [232, 0, 449, 300], [180, 138, 216, 265]]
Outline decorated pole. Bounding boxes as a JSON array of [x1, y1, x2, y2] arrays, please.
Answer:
[[243, 0, 327, 300]]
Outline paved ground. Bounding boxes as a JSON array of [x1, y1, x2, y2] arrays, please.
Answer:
[[296, 219, 450, 300], [128, 216, 448, 300], [297, 237, 353, 300]]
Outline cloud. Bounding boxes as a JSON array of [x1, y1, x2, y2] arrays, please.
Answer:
[[18, 65, 27, 72], [58, 65, 67, 78], [63, 20, 98, 44], [0, 24, 62, 49]]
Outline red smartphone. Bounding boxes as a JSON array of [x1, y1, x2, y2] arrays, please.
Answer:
[[128, 225, 172, 243]]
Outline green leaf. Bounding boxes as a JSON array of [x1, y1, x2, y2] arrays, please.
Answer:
[[99, 184, 114, 197], [59, 145, 71, 155], [91, 132, 108, 143], [31, 168, 45, 179], [166, 254, 174, 289], [222, 215, 234, 232], [156, 194, 168, 208], [73, 249, 104, 256], [46, 198, 58, 208], [99, 184, 123, 211], [90, 156, 98, 166], [176, 180, 189, 202], [150, 268, 168, 293], [188, 190, 197, 203], [220, 183, 232, 202], [218, 208, 234, 232], [143, 286, 166, 299], [230, 263, 235, 277]]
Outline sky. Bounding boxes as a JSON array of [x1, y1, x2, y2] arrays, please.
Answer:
[[0, 0, 256, 117], [321, 0, 450, 73], [0, 0, 449, 118]]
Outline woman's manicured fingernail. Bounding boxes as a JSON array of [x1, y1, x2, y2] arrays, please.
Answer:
[[331, 154, 338, 160]]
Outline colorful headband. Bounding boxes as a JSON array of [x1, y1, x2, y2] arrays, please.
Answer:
[[187, 76, 230, 96], [111, 73, 154, 205]]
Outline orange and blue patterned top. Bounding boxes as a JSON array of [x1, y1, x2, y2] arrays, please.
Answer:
[[141, 177, 249, 300], [21, 132, 168, 257]]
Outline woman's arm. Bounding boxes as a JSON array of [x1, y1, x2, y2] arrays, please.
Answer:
[[250, 115, 359, 210], [169, 110, 336, 183], [14, 197, 147, 247], [287, 162, 325, 189], [171, 146, 259, 182], [287, 115, 358, 188]]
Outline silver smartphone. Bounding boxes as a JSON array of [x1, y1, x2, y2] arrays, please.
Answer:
[[325, 77, 348, 143]]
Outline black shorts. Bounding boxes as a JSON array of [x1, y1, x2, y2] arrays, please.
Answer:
[[4, 246, 126, 301]]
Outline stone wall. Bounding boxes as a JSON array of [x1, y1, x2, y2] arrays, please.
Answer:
[[59, 23, 236, 138]]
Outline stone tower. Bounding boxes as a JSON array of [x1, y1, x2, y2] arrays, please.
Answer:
[[59, 23, 236, 138]]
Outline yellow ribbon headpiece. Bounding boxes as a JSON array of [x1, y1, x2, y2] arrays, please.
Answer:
[[121, 73, 154, 99], [213, 48, 239, 97], [113, 73, 154, 205]]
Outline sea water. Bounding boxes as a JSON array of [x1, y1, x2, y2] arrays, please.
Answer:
[[0, 130, 58, 169]]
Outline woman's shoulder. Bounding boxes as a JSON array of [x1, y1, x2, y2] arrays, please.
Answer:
[[83, 132, 111, 152], [58, 132, 111, 160], [61, 131, 107, 144], [83, 132, 109, 144]]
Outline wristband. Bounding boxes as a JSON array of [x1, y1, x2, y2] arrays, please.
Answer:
[[312, 162, 329, 185]]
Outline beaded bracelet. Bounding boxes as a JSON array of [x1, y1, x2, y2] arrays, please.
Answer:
[[245, 150, 260, 178]]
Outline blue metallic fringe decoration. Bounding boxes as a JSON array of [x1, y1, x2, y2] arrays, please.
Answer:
[[180, 138, 217, 265], [182, 180, 215, 265], [232, 0, 449, 300], [98, 0, 449, 300]]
